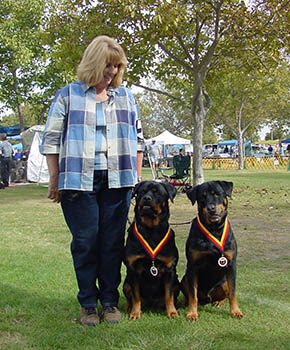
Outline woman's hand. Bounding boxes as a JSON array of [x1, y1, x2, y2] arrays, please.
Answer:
[[48, 175, 61, 203], [46, 154, 61, 203]]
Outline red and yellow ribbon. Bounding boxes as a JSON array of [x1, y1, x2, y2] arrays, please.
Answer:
[[133, 223, 171, 259], [196, 215, 229, 252]]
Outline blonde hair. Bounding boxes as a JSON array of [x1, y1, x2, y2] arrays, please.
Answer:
[[77, 35, 127, 88]]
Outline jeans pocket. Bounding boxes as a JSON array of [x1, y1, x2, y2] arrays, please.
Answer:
[[61, 190, 82, 202]]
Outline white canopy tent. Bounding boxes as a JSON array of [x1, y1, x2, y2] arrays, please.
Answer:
[[21, 125, 49, 183], [145, 130, 192, 154], [146, 130, 191, 145]]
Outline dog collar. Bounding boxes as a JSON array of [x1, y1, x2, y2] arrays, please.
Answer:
[[196, 215, 229, 267], [133, 222, 172, 276], [133, 223, 171, 260]]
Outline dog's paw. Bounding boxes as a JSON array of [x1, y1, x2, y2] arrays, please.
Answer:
[[186, 311, 198, 322], [167, 309, 179, 319], [231, 309, 243, 319], [129, 311, 141, 320], [212, 299, 226, 308]]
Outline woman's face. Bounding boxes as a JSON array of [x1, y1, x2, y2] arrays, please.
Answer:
[[96, 63, 119, 90]]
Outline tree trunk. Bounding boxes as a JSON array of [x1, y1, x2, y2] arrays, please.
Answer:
[[238, 134, 244, 170], [12, 68, 24, 131], [236, 101, 245, 170], [191, 81, 208, 185], [38, 104, 49, 125], [192, 107, 205, 185], [17, 104, 24, 132]]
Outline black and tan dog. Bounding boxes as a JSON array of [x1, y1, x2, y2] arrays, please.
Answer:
[[123, 180, 180, 320], [181, 180, 243, 321]]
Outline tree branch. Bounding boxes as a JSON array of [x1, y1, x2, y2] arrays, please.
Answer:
[[212, 107, 238, 138], [157, 41, 195, 73], [129, 81, 183, 102], [175, 33, 196, 67], [198, 1, 223, 75]]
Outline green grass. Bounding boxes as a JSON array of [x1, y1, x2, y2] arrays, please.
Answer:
[[0, 170, 289, 349]]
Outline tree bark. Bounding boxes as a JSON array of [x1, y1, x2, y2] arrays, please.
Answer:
[[191, 77, 209, 185], [12, 68, 24, 131], [192, 106, 205, 185]]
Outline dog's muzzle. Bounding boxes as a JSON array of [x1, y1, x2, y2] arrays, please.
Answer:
[[138, 196, 158, 218], [204, 204, 226, 224]]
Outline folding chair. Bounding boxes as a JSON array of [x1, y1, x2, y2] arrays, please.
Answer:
[[159, 154, 192, 192]]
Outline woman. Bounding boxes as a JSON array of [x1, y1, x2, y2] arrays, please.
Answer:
[[40, 36, 143, 326]]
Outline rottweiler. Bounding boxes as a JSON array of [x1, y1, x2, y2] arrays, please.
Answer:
[[123, 180, 180, 320], [181, 181, 243, 321]]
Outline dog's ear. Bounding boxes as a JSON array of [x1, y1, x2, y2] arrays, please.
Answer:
[[186, 185, 199, 205], [217, 181, 233, 198], [161, 181, 177, 203], [133, 181, 145, 197]]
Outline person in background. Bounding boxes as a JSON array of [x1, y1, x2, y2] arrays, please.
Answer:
[[267, 144, 273, 156], [40, 35, 144, 326], [148, 139, 161, 178], [0, 133, 13, 187], [179, 148, 185, 157], [278, 141, 285, 157]]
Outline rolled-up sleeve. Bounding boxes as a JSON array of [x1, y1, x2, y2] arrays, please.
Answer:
[[40, 90, 66, 155]]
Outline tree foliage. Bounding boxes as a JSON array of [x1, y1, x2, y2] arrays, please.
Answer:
[[0, 0, 73, 129], [75, 0, 289, 183]]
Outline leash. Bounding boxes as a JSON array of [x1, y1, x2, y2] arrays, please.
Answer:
[[170, 220, 192, 226], [127, 216, 192, 226]]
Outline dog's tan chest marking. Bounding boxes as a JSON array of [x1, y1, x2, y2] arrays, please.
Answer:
[[189, 248, 213, 262], [127, 255, 146, 267], [141, 217, 160, 228], [223, 250, 235, 262], [189, 248, 235, 263], [157, 255, 175, 269]]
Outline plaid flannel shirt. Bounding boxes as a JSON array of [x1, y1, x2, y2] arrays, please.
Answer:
[[40, 81, 144, 190]]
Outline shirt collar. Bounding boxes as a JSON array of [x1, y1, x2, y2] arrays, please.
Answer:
[[79, 81, 118, 97]]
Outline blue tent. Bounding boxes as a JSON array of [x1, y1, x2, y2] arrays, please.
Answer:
[[218, 140, 238, 146], [0, 124, 29, 136], [281, 138, 290, 144], [218, 140, 252, 146]]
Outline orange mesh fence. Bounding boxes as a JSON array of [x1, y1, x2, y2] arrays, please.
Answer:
[[202, 157, 290, 171]]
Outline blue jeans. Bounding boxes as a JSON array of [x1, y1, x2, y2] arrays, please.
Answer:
[[61, 170, 132, 308], [0, 157, 11, 186]]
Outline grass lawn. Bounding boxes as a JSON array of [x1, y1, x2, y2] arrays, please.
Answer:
[[0, 169, 289, 349]]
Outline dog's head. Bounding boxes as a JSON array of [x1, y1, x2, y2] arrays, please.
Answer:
[[133, 180, 177, 228], [186, 181, 233, 225]]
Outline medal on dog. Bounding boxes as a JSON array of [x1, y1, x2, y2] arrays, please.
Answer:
[[150, 261, 158, 276], [218, 255, 228, 267], [197, 216, 229, 268], [133, 223, 171, 278]]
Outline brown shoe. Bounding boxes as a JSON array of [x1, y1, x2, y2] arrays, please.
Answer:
[[80, 307, 99, 326], [103, 306, 122, 324]]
